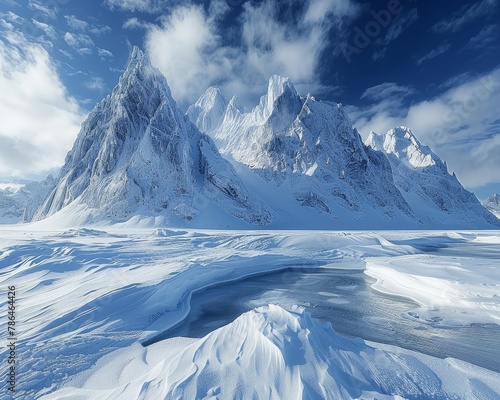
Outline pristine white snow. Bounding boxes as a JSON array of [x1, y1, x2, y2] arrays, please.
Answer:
[[1, 226, 499, 399]]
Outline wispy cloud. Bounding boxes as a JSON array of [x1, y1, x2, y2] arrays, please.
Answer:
[[0, 29, 85, 178], [1, 11, 23, 24], [64, 15, 111, 36], [433, 0, 498, 33], [123, 17, 152, 30], [64, 32, 94, 55], [383, 8, 418, 45], [351, 68, 500, 189], [31, 19, 57, 39], [371, 8, 418, 61], [28, 0, 58, 19], [64, 15, 89, 31], [97, 47, 113, 60], [83, 76, 106, 92], [104, 0, 183, 14], [466, 24, 499, 50], [417, 43, 450, 66], [361, 82, 415, 102], [145, 0, 358, 107]]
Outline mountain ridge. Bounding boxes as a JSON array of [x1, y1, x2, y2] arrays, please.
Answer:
[[189, 77, 498, 229], [2, 47, 497, 229]]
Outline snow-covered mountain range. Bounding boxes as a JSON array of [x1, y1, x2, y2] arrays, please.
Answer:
[[366, 128, 500, 228], [189, 76, 499, 229], [2, 47, 497, 228]]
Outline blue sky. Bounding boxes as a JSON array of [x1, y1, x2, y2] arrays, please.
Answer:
[[0, 0, 499, 200]]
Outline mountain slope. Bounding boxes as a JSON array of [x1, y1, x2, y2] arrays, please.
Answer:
[[32, 47, 273, 227], [366, 127, 500, 228]]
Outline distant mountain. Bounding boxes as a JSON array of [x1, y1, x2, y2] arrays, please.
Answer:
[[31, 47, 273, 227], [0, 177, 54, 224], [366, 127, 500, 228], [189, 76, 499, 229], [484, 193, 500, 219]]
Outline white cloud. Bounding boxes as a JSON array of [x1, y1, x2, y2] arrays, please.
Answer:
[[104, 0, 182, 14], [64, 32, 95, 55], [417, 43, 450, 66], [145, 0, 355, 108], [64, 15, 111, 36], [361, 82, 415, 102], [123, 17, 152, 30], [64, 15, 89, 31], [433, 0, 498, 33], [97, 47, 113, 60], [31, 19, 57, 39], [28, 0, 58, 19], [1, 11, 23, 24], [466, 24, 499, 50], [83, 76, 106, 92], [0, 33, 85, 178], [383, 8, 418, 44], [351, 68, 500, 189]]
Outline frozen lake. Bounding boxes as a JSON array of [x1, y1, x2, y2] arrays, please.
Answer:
[[146, 265, 500, 373]]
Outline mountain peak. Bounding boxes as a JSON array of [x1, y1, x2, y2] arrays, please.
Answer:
[[32, 48, 274, 226], [367, 126, 444, 171], [186, 86, 228, 135], [487, 193, 500, 204], [266, 75, 298, 106]]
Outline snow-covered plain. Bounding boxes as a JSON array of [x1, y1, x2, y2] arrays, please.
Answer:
[[1, 227, 499, 399]]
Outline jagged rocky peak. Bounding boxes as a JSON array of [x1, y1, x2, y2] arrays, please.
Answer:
[[31, 46, 274, 226], [367, 126, 446, 171], [487, 193, 500, 204], [256, 75, 300, 120], [186, 86, 229, 135]]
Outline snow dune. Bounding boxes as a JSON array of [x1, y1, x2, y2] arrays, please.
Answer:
[[43, 305, 500, 400]]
